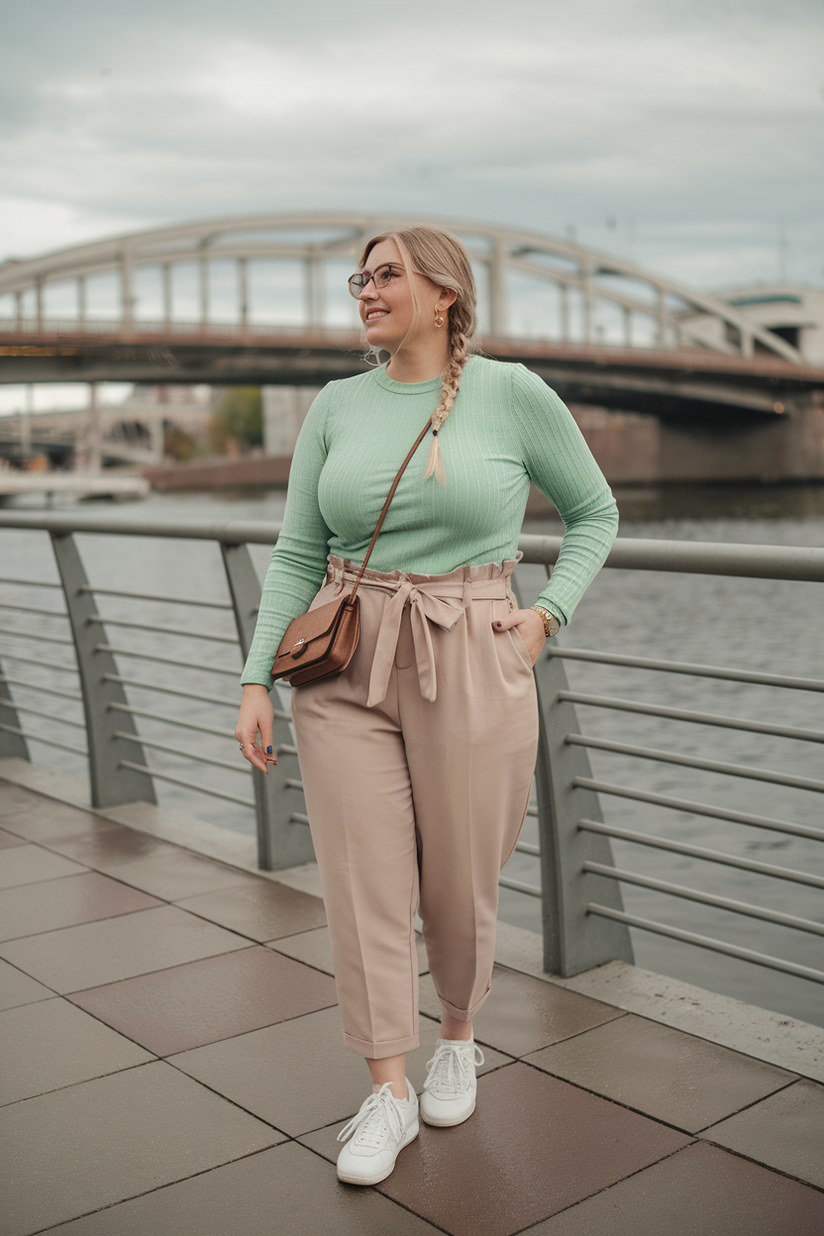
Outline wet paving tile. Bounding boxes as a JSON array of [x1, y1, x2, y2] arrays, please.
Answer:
[[100, 849, 256, 901], [372, 1062, 690, 1236], [177, 879, 327, 942], [702, 1078, 824, 1189], [0, 872, 162, 941], [0, 1061, 283, 1236], [46, 1141, 442, 1236], [0, 782, 48, 819], [68, 945, 338, 1056], [418, 965, 625, 1058], [0, 799, 112, 842], [0, 904, 250, 993], [0, 998, 153, 1105], [173, 1004, 512, 1139], [0, 827, 27, 848], [525, 1012, 797, 1133], [0, 844, 87, 890], [528, 1140, 824, 1236], [41, 825, 182, 870], [0, 957, 55, 1011]]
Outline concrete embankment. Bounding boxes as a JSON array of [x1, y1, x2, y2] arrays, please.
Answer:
[[143, 399, 824, 494]]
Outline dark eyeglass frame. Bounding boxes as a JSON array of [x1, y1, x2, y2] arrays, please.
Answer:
[[347, 263, 403, 300]]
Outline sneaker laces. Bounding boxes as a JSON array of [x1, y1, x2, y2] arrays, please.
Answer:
[[337, 1083, 407, 1149], [423, 1039, 485, 1098]]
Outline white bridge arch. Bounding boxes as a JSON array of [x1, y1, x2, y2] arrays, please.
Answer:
[[0, 212, 802, 364]]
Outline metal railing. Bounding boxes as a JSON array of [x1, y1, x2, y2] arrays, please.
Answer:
[[1, 509, 822, 994]]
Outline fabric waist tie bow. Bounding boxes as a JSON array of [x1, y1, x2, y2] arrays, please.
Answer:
[[328, 558, 518, 708]]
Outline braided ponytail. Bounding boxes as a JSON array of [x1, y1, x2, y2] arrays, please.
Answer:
[[424, 327, 470, 485], [358, 225, 478, 487]]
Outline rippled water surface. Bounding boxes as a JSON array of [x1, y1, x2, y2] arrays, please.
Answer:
[[1, 482, 822, 1027]]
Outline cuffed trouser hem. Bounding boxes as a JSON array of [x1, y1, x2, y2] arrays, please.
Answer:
[[438, 985, 492, 1023], [344, 1031, 421, 1060]]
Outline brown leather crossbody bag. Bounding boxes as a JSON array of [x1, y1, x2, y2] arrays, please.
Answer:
[[271, 417, 433, 688]]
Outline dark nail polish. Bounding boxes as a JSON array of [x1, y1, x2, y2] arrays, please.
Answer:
[[267, 746, 273, 754]]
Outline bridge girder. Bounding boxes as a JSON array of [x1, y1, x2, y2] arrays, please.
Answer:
[[0, 211, 803, 365]]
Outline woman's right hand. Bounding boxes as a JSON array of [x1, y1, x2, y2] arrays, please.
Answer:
[[235, 684, 277, 774]]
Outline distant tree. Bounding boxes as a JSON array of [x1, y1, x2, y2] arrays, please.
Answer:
[[210, 387, 263, 454]]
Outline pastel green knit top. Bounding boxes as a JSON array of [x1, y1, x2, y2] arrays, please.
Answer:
[[241, 356, 618, 688]]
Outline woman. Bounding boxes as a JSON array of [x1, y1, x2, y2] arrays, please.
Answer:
[[235, 225, 617, 1186]]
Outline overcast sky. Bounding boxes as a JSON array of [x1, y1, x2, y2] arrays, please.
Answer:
[[0, 0, 822, 411]]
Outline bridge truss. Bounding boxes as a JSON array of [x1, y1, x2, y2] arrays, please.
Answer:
[[0, 212, 803, 365]]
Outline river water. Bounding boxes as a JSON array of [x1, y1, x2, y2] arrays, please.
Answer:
[[1, 482, 822, 1028]]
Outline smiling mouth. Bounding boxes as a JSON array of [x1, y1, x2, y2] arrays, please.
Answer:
[[365, 310, 388, 321]]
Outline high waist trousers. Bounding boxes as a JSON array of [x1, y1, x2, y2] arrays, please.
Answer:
[[291, 556, 539, 1059]]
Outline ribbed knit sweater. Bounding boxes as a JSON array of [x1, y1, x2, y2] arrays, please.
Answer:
[[241, 356, 618, 688]]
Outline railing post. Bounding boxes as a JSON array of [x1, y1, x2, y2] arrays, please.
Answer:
[[533, 647, 634, 975], [50, 532, 156, 808], [0, 658, 30, 760], [220, 541, 315, 871]]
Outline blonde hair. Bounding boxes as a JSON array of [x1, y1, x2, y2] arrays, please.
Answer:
[[359, 225, 478, 483]]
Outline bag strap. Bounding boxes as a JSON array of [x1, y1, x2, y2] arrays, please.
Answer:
[[348, 417, 433, 601]]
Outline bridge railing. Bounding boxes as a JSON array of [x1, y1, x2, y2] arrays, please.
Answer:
[[0, 510, 822, 993]]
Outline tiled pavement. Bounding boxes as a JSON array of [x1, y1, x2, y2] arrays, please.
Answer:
[[1, 777, 823, 1236]]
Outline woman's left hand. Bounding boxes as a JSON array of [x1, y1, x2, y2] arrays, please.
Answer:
[[492, 608, 547, 665]]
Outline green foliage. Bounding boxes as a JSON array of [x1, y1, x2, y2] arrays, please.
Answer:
[[210, 387, 263, 453]]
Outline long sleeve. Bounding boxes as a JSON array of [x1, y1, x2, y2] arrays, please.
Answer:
[[509, 364, 618, 624], [240, 385, 336, 687]]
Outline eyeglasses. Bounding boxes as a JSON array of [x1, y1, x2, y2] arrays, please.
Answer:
[[347, 263, 402, 299]]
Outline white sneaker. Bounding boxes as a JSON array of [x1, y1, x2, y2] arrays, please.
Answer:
[[336, 1081, 419, 1185], [420, 1037, 485, 1127]]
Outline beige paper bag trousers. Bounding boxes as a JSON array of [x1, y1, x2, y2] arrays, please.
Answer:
[[291, 555, 539, 1059]]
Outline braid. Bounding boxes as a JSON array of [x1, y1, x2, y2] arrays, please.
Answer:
[[424, 324, 470, 486]]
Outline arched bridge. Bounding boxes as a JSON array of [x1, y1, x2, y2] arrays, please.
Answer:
[[1, 212, 821, 419]]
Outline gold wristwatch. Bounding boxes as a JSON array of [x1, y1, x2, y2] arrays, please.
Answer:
[[530, 604, 560, 639]]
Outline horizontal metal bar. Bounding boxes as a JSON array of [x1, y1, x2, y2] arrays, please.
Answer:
[[513, 840, 541, 857], [103, 674, 239, 709], [0, 676, 83, 702], [278, 744, 298, 756], [88, 614, 238, 645], [118, 760, 255, 809], [273, 710, 290, 722], [0, 651, 78, 675], [499, 876, 542, 898], [525, 804, 538, 818], [79, 585, 233, 610], [0, 511, 283, 546], [0, 698, 84, 728], [0, 720, 87, 757], [2, 514, 823, 579], [289, 812, 310, 826], [574, 777, 824, 843], [108, 701, 236, 740], [284, 778, 303, 791], [96, 644, 239, 677], [113, 730, 252, 775], [0, 577, 62, 590], [561, 690, 824, 744], [0, 625, 73, 647], [548, 647, 824, 693], [587, 904, 824, 985], [583, 861, 824, 937], [578, 818, 824, 889], [0, 601, 68, 620], [519, 532, 824, 582], [568, 734, 824, 795]]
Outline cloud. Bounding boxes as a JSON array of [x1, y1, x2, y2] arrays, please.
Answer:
[[0, 0, 822, 288]]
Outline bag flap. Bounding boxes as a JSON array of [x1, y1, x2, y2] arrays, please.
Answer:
[[276, 596, 354, 659]]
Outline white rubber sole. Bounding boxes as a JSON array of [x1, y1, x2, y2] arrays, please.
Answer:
[[336, 1120, 420, 1186], [420, 1097, 476, 1128]]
